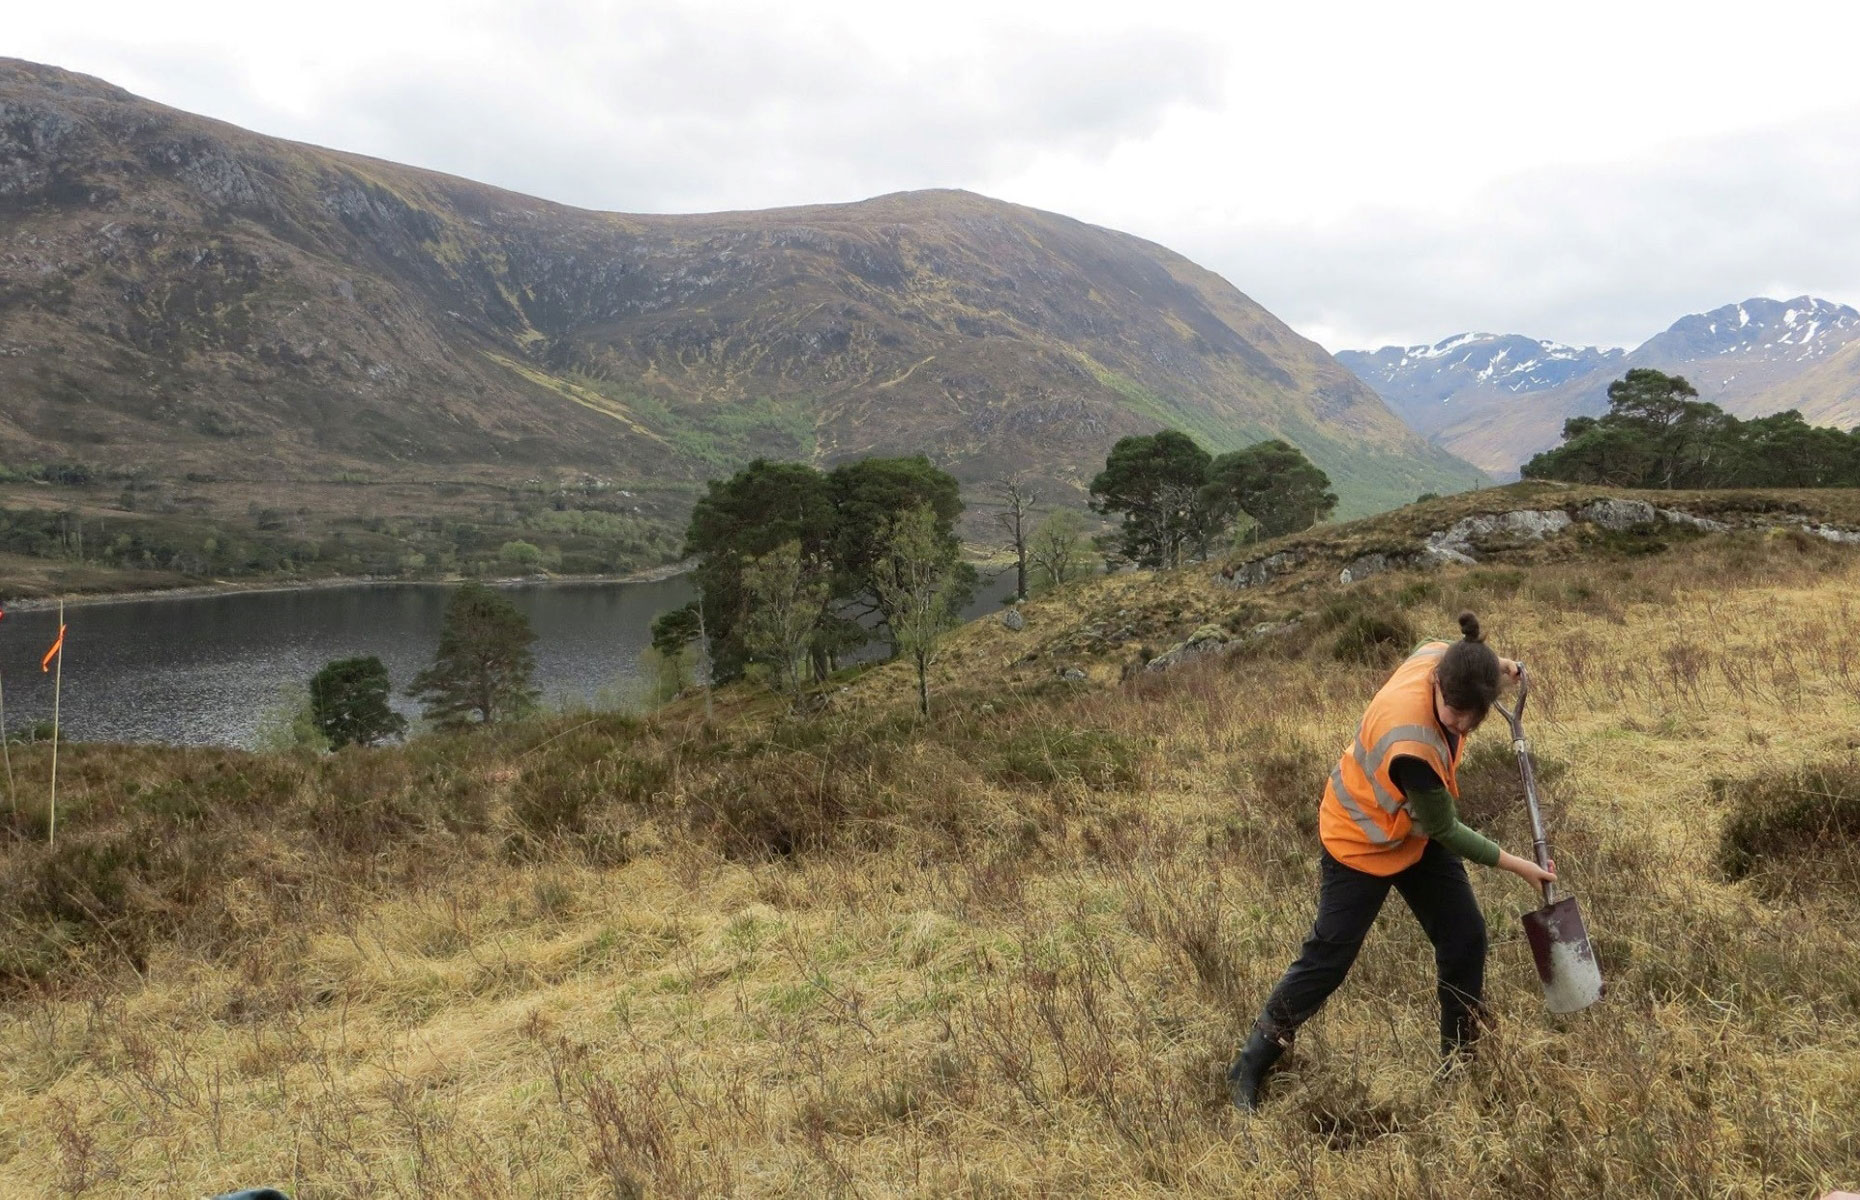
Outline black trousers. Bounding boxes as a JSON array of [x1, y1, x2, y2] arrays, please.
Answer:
[[1256, 840, 1488, 1053]]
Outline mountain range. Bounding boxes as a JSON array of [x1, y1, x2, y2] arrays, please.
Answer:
[[1339, 297, 1860, 475], [0, 58, 1484, 542]]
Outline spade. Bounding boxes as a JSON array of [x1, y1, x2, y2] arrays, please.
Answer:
[[1495, 668, 1603, 1014]]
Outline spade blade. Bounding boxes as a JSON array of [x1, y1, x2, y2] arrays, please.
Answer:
[[1521, 895, 1603, 1014]]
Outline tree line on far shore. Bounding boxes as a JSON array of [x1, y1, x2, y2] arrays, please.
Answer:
[[651, 435, 1335, 714], [1524, 368, 1860, 488], [294, 430, 1337, 736], [290, 581, 540, 750]]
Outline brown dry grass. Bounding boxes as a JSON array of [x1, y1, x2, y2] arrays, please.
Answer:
[[3, 511, 1860, 1197]]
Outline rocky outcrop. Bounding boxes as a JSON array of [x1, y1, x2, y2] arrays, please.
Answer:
[[1578, 497, 1728, 533], [1577, 497, 1658, 530], [1427, 509, 1572, 562], [1141, 619, 1304, 674], [1655, 507, 1729, 533], [1143, 624, 1231, 672], [1417, 501, 1737, 568], [1802, 523, 1860, 545], [1216, 550, 1304, 590], [1221, 496, 1807, 594], [1339, 551, 1424, 584]]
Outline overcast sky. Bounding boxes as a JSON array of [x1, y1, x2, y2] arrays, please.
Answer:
[[14, 0, 1860, 351]]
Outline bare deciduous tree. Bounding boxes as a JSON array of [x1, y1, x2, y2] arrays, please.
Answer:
[[990, 476, 1038, 601], [1028, 509, 1089, 590]]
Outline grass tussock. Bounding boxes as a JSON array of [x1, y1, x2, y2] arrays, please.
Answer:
[[1715, 757, 1860, 897], [1329, 608, 1417, 667], [988, 726, 1141, 792], [2, 511, 1860, 1195]]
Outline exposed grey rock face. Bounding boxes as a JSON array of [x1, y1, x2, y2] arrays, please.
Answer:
[[1422, 509, 1573, 564], [1578, 497, 1730, 533], [0, 99, 79, 198], [1141, 618, 1308, 675], [1423, 543, 1479, 566], [1001, 608, 1025, 632], [1059, 666, 1087, 682], [153, 137, 268, 210], [1217, 550, 1303, 590], [1144, 624, 1230, 672], [1655, 508, 1729, 532], [1578, 498, 1658, 530], [1339, 552, 1410, 584], [1802, 523, 1860, 545]]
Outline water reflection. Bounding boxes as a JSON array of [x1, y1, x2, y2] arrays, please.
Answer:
[[0, 568, 1017, 748]]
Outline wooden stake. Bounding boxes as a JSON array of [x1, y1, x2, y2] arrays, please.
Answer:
[[48, 599, 63, 848], [0, 668, 14, 816]]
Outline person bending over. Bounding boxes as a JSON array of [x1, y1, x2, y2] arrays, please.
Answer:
[[1228, 611, 1556, 1112]]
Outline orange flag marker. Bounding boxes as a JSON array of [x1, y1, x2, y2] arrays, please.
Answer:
[[42, 624, 65, 673]]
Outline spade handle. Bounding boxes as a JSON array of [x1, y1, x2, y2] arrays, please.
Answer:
[[1494, 666, 1556, 905]]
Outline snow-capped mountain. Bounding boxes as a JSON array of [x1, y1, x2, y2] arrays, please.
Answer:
[[1639, 297, 1860, 375], [1336, 335, 1625, 434], [1340, 296, 1860, 476]]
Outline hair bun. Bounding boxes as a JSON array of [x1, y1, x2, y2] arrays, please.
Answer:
[[1457, 611, 1484, 643]]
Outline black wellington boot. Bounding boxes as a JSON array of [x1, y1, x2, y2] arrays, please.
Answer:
[[1226, 1028, 1287, 1113], [1436, 1004, 1488, 1081]]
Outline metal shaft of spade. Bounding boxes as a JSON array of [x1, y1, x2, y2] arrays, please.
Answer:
[[1494, 664, 1604, 1014], [1500, 670, 1555, 905]]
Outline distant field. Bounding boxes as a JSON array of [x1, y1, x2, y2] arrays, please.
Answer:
[[0, 476, 692, 601]]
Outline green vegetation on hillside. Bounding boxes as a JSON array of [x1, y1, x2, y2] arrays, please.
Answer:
[[0, 472, 686, 601]]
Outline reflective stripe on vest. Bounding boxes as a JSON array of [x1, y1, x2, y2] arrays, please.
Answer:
[[1328, 762, 1391, 843], [1329, 722, 1451, 836]]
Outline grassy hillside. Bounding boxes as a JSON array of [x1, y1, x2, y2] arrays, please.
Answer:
[[0, 58, 1481, 556], [3, 487, 1859, 1195]]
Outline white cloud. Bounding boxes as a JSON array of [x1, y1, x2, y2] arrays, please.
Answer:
[[1165, 110, 1860, 351], [12, 0, 1860, 349]]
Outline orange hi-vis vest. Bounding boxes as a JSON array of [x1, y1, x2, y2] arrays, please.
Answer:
[[1318, 641, 1464, 875]]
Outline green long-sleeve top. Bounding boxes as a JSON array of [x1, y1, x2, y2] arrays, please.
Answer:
[[1391, 755, 1502, 867]]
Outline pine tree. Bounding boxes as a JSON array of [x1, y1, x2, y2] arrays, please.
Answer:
[[1088, 431, 1217, 568], [309, 656, 408, 748], [1202, 439, 1338, 540], [407, 583, 539, 728]]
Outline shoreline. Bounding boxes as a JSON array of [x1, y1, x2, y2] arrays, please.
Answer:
[[1, 559, 696, 612]]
